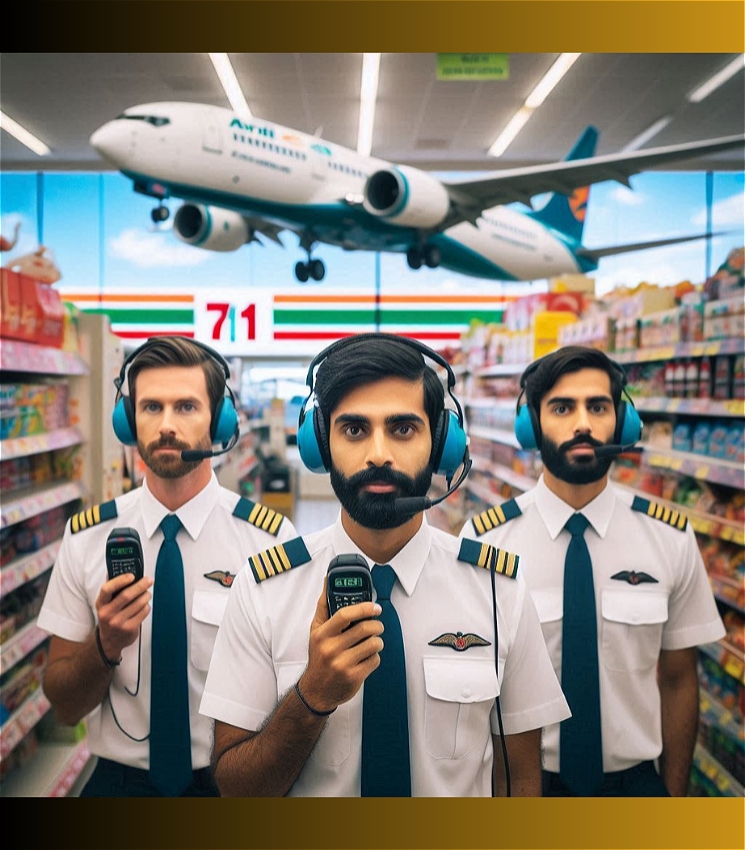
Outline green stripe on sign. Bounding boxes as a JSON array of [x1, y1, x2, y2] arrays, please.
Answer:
[[274, 309, 505, 325], [81, 308, 195, 324]]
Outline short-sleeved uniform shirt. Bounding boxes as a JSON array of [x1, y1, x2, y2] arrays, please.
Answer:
[[37, 472, 297, 770], [200, 513, 570, 796], [459, 476, 725, 773]]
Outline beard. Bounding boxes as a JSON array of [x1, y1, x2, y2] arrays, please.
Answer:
[[330, 462, 433, 529], [137, 434, 211, 479], [539, 433, 614, 485]]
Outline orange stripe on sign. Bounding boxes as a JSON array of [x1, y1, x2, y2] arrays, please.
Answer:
[[62, 293, 194, 303]]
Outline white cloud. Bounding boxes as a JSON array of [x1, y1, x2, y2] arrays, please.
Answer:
[[109, 228, 214, 268], [691, 190, 745, 228], [607, 185, 646, 206]]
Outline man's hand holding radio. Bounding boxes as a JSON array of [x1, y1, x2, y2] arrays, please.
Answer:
[[94, 574, 154, 665]]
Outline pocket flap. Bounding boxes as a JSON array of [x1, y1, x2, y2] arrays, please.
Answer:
[[192, 590, 229, 626], [601, 589, 668, 625], [423, 656, 498, 703], [532, 589, 563, 623]]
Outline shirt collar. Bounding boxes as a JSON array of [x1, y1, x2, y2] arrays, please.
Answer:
[[330, 514, 431, 597], [140, 472, 221, 542], [534, 473, 615, 540]]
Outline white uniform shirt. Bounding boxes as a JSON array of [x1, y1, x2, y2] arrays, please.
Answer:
[[459, 476, 726, 773], [37, 472, 297, 770], [200, 513, 570, 796]]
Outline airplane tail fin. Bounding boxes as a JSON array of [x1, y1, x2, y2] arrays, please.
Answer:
[[528, 126, 599, 243]]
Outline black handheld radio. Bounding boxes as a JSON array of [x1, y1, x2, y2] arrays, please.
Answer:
[[326, 554, 373, 617], [105, 527, 144, 590]]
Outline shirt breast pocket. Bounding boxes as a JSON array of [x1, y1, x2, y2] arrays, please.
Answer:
[[531, 588, 563, 672], [423, 656, 499, 760], [276, 661, 350, 767], [601, 589, 668, 672], [190, 590, 229, 671]]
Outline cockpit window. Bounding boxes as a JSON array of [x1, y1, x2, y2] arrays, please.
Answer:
[[116, 114, 171, 127]]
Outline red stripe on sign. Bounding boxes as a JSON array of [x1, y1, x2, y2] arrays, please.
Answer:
[[274, 331, 462, 341], [113, 330, 196, 339]]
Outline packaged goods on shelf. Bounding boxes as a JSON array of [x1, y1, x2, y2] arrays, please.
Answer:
[[705, 296, 745, 341]]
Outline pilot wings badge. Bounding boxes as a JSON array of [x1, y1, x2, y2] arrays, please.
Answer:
[[428, 631, 491, 652]]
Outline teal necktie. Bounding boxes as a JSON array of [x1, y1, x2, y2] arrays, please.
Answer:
[[149, 514, 192, 797], [361, 564, 411, 797], [560, 513, 603, 796]]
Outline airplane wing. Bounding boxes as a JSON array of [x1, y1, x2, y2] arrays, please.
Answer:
[[244, 217, 287, 246], [441, 134, 745, 225], [576, 230, 735, 262]]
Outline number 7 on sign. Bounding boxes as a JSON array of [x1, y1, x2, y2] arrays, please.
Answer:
[[207, 302, 256, 341]]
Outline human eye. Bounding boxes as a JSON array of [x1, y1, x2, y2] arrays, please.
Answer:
[[179, 401, 197, 413], [393, 422, 415, 438], [343, 423, 366, 440], [142, 401, 161, 413], [552, 403, 569, 415]]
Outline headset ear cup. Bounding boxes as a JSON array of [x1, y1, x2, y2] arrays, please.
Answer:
[[112, 396, 137, 446], [430, 411, 446, 471], [514, 404, 539, 450], [296, 403, 328, 473], [435, 410, 468, 477], [616, 399, 643, 446], [313, 406, 331, 472], [212, 397, 240, 446]]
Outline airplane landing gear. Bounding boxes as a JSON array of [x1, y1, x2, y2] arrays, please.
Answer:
[[294, 258, 325, 282], [406, 243, 441, 270], [151, 204, 170, 223]]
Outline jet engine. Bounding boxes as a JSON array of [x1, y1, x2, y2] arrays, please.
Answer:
[[363, 166, 451, 229], [172, 204, 250, 252]]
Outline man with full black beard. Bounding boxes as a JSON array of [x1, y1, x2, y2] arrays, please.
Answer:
[[460, 345, 724, 797], [201, 333, 569, 796]]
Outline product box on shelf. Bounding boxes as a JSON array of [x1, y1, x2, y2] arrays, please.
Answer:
[[0, 269, 24, 340], [503, 291, 585, 332], [23, 280, 65, 348]]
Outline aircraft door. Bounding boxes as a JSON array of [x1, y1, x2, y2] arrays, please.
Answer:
[[202, 110, 223, 154]]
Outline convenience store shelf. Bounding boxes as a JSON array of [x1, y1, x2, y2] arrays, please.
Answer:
[[0, 620, 48, 676], [699, 640, 745, 685], [700, 690, 744, 746], [0, 687, 51, 762], [468, 425, 522, 449], [710, 574, 745, 616], [474, 362, 528, 378], [0, 479, 87, 529], [0, 426, 85, 462], [0, 540, 60, 597], [640, 446, 745, 490], [613, 338, 745, 365], [0, 739, 91, 797], [633, 396, 745, 418], [470, 458, 537, 494], [692, 742, 744, 798], [0, 339, 89, 376]]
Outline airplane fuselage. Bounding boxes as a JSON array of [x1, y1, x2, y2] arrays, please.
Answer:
[[91, 102, 589, 281]]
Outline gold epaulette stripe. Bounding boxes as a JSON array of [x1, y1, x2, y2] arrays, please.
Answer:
[[249, 501, 283, 534], [248, 536, 311, 583], [70, 499, 117, 533], [495, 548, 519, 579], [646, 500, 688, 530]]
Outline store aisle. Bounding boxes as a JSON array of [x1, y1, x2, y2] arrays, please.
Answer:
[[292, 497, 339, 535]]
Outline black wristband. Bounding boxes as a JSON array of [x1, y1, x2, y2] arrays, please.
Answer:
[[294, 680, 335, 717], [95, 625, 121, 669]]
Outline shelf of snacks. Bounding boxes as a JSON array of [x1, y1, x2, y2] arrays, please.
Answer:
[[468, 425, 521, 449], [699, 690, 744, 747], [0, 426, 85, 462], [0, 684, 51, 762], [709, 574, 745, 616], [640, 446, 744, 490], [0, 620, 49, 676], [614, 338, 744, 365], [0, 737, 91, 798], [699, 641, 745, 686], [633, 397, 745, 418], [0, 338, 89, 376], [0, 540, 61, 597], [0, 480, 86, 529], [691, 742, 744, 798]]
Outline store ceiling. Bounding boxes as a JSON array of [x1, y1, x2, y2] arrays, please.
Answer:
[[1, 52, 744, 174]]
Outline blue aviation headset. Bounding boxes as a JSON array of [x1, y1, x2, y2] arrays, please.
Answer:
[[112, 336, 239, 448], [513, 350, 643, 451], [297, 333, 470, 480]]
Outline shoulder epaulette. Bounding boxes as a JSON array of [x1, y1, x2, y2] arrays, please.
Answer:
[[232, 496, 285, 536], [248, 536, 311, 583], [70, 500, 118, 534], [470, 498, 522, 537], [458, 538, 519, 579], [631, 495, 688, 531]]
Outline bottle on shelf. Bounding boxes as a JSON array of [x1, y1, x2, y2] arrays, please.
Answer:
[[685, 358, 699, 399], [732, 354, 745, 401], [664, 361, 676, 398], [698, 356, 712, 399], [712, 355, 732, 401], [673, 359, 686, 399]]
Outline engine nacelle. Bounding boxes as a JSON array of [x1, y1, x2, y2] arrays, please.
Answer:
[[363, 166, 451, 229], [172, 204, 249, 252]]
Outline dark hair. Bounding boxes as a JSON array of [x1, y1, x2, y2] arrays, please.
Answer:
[[523, 345, 626, 418], [313, 334, 445, 446], [127, 336, 225, 422]]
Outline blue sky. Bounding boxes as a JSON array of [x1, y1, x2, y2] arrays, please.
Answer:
[[1, 167, 743, 299]]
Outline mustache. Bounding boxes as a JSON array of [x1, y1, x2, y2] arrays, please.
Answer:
[[145, 436, 191, 453], [346, 465, 414, 490], [559, 434, 605, 452]]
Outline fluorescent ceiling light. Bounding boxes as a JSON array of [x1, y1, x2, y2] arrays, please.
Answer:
[[208, 53, 252, 118], [357, 53, 381, 156], [687, 54, 744, 103], [0, 110, 51, 156], [525, 53, 582, 108], [488, 107, 533, 158], [624, 115, 673, 152], [488, 53, 581, 157]]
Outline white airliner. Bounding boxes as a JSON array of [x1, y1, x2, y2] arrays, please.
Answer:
[[90, 102, 744, 283]]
